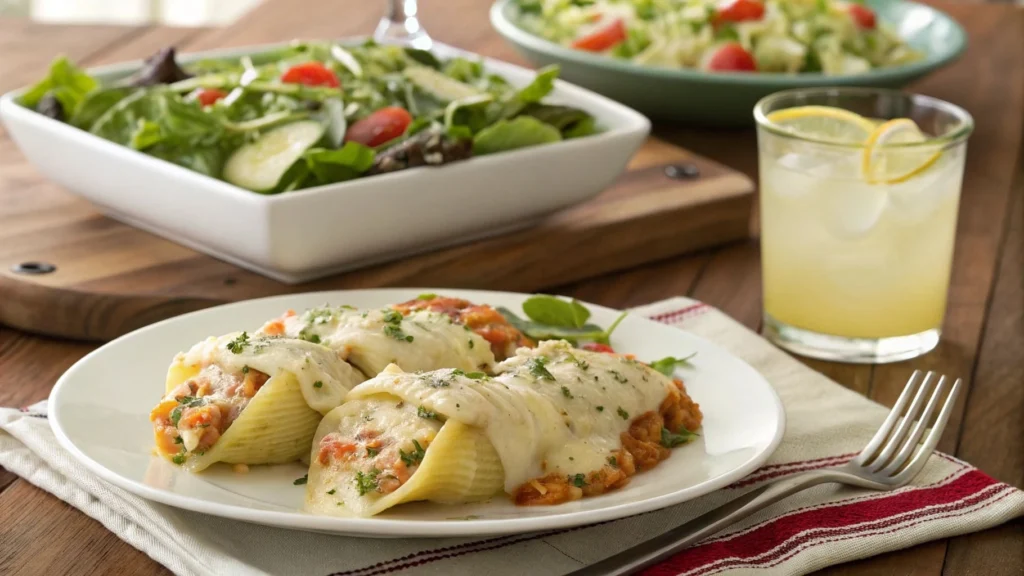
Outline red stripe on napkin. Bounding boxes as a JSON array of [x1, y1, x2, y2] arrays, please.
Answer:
[[649, 303, 710, 325], [642, 468, 1005, 576]]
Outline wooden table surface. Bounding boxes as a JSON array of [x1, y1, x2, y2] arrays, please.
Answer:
[[0, 1, 1021, 574]]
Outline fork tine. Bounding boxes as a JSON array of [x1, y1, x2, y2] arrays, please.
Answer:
[[856, 370, 925, 465], [869, 372, 938, 472], [893, 378, 963, 483], [880, 375, 949, 476]]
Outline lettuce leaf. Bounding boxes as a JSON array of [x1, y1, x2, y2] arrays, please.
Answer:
[[472, 116, 561, 155], [19, 56, 98, 117]]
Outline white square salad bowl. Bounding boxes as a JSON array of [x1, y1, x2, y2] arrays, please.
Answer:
[[0, 41, 650, 283]]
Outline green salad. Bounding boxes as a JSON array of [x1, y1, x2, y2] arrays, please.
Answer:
[[19, 41, 598, 193], [515, 0, 922, 74]]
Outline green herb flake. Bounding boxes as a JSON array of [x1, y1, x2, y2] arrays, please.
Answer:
[[355, 468, 381, 496], [171, 453, 186, 465], [608, 456, 618, 468], [617, 407, 629, 420], [326, 489, 337, 495], [570, 473, 587, 488], [381, 309, 404, 324], [241, 365, 250, 374], [464, 371, 487, 380], [366, 446, 380, 458], [169, 406, 184, 427], [661, 427, 699, 448], [527, 357, 555, 381], [596, 406, 604, 412], [468, 339, 474, 349], [384, 324, 414, 342], [293, 474, 308, 485], [561, 386, 574, 399], [417, 293, 437, 300], [298, 329, 322, 344], [417, 406, 439, 420], [313, 380, 324, 388], [173, 436, 183, 445], [399, 439, 426, 467], [226, 331, 250, 354], [609, 370, 628, 384]]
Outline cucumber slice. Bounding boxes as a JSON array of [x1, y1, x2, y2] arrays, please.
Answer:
[[223, 120, 324, 192], [403, 66, 482, 102]]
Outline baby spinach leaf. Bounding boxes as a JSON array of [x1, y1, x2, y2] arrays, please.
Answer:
[[303, 142, 376, 184], [472, 116, 561, 156], [522, 295, 591, 328], [20, 56, 98, 116], [498, 64, 560, 119], [647, 353, 698, 376], [129, 119, 164, 150], [72, 87, 133, 130]]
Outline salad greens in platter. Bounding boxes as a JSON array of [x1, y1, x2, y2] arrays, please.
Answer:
[[514, 0, 923, 74], [18, 41, 599, 194]]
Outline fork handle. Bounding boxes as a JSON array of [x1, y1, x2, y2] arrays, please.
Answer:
[[566, 469, 845, 576]]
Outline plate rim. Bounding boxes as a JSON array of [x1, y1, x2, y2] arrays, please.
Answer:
[[48, 288, 786, 537]]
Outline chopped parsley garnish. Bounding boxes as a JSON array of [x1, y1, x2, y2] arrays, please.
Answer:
[[617, 407, 629, 420], [366, 447, 380, 458], [569, 355, 589, 370], [399, 439, 426, 467], [326, 489, 336, 495], [304, 307, 336, 325], [355, 469, 381, 496], [383, 324, 414, 342], [171, 453, 186, 465], [417, 293, 437, 300], [660, 427, 699, 448], [226, 331, 250, 354], [169, 406, 184, 427], [561, 386, 574, 399], [425, 373, 452, 388], [468, 339, 474, 349], [381, 309, 404, 324], [298, 330, 321, 344], [293, 474, 308, 485], [241, 365, 250, 374], [596, 406, 604, 412], [608, 456, 618, 468], [609, 370, 628, 383], [526, 357, 555, 381], [464, 371, 487, 380], [173, 436, 183, 445], [417, 406, 439, 420], [313, 380, 323, 388], [570, 473, 587, 488]]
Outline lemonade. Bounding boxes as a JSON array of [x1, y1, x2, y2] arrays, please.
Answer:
[[754, 90, 973, 363]]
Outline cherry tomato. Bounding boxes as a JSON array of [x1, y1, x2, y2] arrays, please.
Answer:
[[714, 0, 765, 24], [704, 42, 757, 72], [582, 343, 616, 354], [344, 106, 414, 147], [847, 4, 876, 29], [570, 19, 627, 52], [280, 62, 340, 88], [195, 88, 228, 107]]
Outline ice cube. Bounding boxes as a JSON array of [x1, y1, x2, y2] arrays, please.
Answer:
[[817, 180, 889, 239]]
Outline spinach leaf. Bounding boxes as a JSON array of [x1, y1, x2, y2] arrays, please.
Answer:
[[405, 48, 442, 69], [522, 295, 591, 328], [518, 103, 590, 131], [498, 64, 559, 119], [303, 142, 376, 184], [564, 116, 598, 139], [72, 87, 133, 130], [20, 56, 98, 117], [472, 116, 561, 156], [129, 119, 164, 150], [647, 353, 697, 376], [498, 306, 627, 345], [660, 427, 699, 448]]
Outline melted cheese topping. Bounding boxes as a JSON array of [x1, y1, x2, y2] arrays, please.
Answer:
[[347, 341, 673, 492], [263, 306, 495, 376], [176, 333, 364, 414]]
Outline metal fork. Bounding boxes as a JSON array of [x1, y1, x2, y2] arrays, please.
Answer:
[[569, 370, 963, 576]]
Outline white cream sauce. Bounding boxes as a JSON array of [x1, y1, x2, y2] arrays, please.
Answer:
[[263, 306, 495, 376], [176, 333, 365, 414], [348, 341, 672, 492]]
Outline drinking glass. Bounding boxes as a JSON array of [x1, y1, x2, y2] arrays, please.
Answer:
[[754, 88, 973, 363]]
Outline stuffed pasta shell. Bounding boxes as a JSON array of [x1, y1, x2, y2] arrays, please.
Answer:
[[305, 340, 702, 516], [150, 333, 365, 472], [257, 296, 531, 376]]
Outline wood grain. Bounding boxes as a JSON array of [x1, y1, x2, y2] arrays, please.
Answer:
[[0, 0, 1022, 575]]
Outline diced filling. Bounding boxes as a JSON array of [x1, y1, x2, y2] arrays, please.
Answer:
[[393, 296, 534, 360], [513, 378, 702, 505], [316, 402, 441, 499], [150, 364, 270, 464]]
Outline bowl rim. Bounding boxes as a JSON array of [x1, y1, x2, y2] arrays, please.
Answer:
[[0, 38, 651, 204], [489, 0, 967, 86]]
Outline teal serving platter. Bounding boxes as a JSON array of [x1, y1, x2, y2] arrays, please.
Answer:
[[491, 0, 967, 126]]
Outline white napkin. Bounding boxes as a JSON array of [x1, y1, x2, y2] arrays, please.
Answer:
[[2, 297, 1021, 576]]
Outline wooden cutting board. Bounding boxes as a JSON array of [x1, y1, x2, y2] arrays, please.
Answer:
[[0, 136, 754, 342]]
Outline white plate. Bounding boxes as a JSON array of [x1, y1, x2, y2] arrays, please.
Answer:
[[49, 289, 784, 538], [0, 41, 649, 283]]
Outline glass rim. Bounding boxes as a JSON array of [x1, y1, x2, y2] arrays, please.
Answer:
[[753, 87, 975, 150]]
